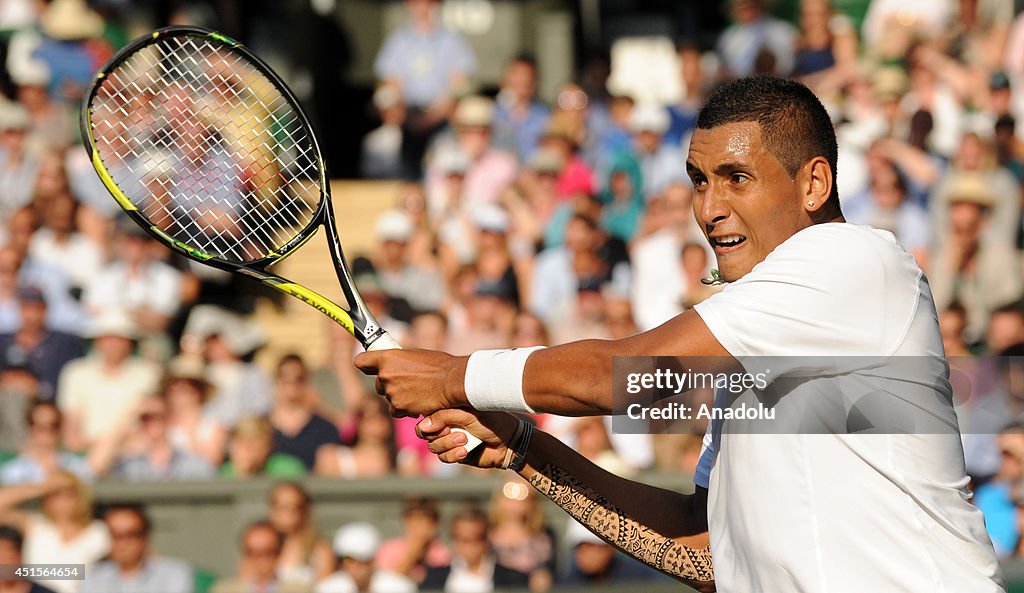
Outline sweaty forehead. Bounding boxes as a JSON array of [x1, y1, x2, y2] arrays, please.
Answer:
[[686, 121, 766, 168]]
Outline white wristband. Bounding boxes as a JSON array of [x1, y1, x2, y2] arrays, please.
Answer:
[[464, 347, 545, 413]]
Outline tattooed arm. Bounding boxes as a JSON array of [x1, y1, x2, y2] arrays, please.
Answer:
[[417, 410, 715, 592]]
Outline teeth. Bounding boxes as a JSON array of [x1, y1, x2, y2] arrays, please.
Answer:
[[716, 236, 744, 246]]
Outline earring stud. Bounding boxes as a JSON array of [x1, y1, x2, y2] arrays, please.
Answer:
[[807, 200, 815, 207]]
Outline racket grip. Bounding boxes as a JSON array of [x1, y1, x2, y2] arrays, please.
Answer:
[[365, 332, 483, 452]]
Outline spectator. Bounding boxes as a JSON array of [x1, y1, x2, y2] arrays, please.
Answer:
[[184, 306, 272, 428], [716, 0, 797, 77], [931, 133, 1020, 248], [374, 0, 476, 179], [561, 519, 665, 585], [0, 524, 57, 593], [80, 505, 193, 593], [0, 240, 82, 336], [988, 303, 1024, 355], [0, 355, 38, 453], [843, 159, 930, 265], [665, 41, 705, 149], [56, 311, 159, 452], [680, 242, 719, 308], [270, 354, 341, 471], [1, 400, 91, 485], [161, 357, 227, 466], [421, 506, 529, 592], [212, 521, 309, 593], [316, 397, 396, 479], [596, 151, 644, 242], [82, 217, 184, 338], [630, 183, 704, 330], [0, 102, 39, 218], [361, 86, 406, 180], [375, 496, 451, 585], [266, 483, 333, 586], [0, 286, 83, 398], [539, 116, 596, 204], [30, 0, 109, 105], [426, 96, 518, 212], [220, 416, 306, 479], [89, 394, 216, 482], [316, 523, 416, 593], [488, 476, 555, 592], [0, 471, 110, 593], [974, 424, 1024, 557], [928, 173, 1023, 342], [627, 105, 687, 201], [793, 0, 857, 80], [939, 302, 972, 357], [374, 210, 446, 314], [27, 192, 103, 295], [493, 54, 550, 161]]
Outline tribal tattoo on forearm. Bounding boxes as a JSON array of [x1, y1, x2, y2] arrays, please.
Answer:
[[528, 464, 714, 584]]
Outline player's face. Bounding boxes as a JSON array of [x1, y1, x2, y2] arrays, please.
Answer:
[[687, 122, 810, 282]]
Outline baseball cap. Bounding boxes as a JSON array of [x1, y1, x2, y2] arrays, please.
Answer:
[[471, 203, 509, 233], [332, 522, 381, 561], [629, 104, 670, 134], [376, 210, 414, 242]]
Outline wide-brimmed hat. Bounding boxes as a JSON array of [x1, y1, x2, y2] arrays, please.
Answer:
[[41, 0, 104, 41], [452, 96, 495, 128], [946, 173, 995, 208], [87, 310, 139, 340]]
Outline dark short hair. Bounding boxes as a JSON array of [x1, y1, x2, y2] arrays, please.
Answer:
[[0, 525, 23, 549], [103, 504, 152, 536], [402, 496, 440, 522], [697, 76, 840, 207]]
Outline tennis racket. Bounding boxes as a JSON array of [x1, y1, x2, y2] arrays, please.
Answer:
[[82, 26, 480, 450]]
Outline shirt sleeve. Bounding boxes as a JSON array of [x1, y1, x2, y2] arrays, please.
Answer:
[[693, 226, 920, 361]]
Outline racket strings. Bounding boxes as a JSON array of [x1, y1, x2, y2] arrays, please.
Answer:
[[89, 34, 322, 263]]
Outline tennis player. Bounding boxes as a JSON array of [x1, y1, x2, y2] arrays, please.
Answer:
[[355, 77, 1005, 592]]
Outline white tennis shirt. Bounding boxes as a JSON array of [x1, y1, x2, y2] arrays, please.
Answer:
[[692, 223, 1005, 592]]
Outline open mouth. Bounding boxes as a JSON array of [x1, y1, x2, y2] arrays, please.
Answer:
[[710, 235, 747, 252]]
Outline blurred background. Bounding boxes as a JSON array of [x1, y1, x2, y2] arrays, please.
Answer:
[[2, 0, 1024, 591]]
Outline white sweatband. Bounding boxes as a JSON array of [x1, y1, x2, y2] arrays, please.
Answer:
[[464, 346, 545, 413]]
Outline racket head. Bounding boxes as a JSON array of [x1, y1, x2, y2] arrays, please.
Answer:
[[81, 26, 328, 270]]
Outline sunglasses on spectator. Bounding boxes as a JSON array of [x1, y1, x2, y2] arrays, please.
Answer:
[[244, 546, 279, 558], [139, 412, 166, 423], [110, 530, 146, 540]]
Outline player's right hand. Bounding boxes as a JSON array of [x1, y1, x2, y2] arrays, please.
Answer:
[[417, 409, 519, 469]]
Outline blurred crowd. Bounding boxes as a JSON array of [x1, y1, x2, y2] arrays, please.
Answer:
[[2, 0, 1024, 589]]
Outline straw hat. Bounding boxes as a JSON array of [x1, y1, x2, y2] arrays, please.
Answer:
[[41, 0, 104, 41], [946, 173, 995, 208]]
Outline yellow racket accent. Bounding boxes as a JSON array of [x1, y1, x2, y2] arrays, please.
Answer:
[[90, 150, 135, 212], [271, 282, 355, 334]]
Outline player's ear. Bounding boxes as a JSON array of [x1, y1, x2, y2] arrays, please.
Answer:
[[798, 156, 833, 214]]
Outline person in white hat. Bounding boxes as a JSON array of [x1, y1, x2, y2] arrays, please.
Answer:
[[424, 95, 518, 214], [627, 103, 689, 200], [56, 310, 160, 452], [374, 209, 446, 313], [29, 0, 106, 103], [0, 99, 39, 213], [315, 522, 416, 593]]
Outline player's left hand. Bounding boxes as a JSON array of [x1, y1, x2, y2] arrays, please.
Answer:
[[354, 348, 468, 418]]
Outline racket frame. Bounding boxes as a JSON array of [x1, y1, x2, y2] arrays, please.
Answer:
[[81, 25, 386, 349]]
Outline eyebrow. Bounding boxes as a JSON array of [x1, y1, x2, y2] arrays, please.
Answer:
[[686, 161, 751, 178]]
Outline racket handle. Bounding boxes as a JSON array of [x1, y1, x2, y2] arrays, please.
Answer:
[[365, 332, 483, 452]]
